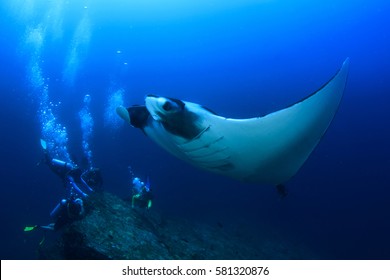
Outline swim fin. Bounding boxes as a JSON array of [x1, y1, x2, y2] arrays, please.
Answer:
[[40, 139, 47, 150]]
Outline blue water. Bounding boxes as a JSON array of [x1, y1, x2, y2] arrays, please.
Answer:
[[1, 0, 389, 259]]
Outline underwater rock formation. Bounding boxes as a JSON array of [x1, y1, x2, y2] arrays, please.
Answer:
[[38, 192, 314, 259]]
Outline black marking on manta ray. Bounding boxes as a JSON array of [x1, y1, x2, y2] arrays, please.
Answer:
[[185, 126, 211, 142], [161, 108, 204, 140], [184, 146, 230, 159], [198, 161, 234, 171], [192, 154, 231, 163], [178, 134, 225, 152], [200, 105, 219, 116]]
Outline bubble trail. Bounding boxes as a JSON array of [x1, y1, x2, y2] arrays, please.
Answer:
[[79, 94, 94, 168], [104, 88, 124, 130]]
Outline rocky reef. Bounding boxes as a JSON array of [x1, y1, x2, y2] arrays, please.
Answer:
[[38, 192, 315, 259]]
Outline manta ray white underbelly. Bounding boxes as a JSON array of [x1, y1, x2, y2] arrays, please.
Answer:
[[117, 59, 349, 185]]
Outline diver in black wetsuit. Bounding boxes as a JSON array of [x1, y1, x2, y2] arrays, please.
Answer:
[[25, 139, 103, 233], [41, 138, 103, 195]]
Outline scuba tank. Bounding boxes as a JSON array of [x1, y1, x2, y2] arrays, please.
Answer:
[[50, 199, 68, 219], [51, 159, 75, 171]]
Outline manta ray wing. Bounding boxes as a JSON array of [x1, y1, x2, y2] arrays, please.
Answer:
[[176, 58, 350, 184]]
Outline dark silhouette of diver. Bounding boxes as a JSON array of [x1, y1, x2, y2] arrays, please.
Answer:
[[40, 139, 103, 195], [24, 139, 103, 234]]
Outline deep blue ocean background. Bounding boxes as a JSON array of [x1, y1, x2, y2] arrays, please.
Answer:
[[1, 0, 389, 259]]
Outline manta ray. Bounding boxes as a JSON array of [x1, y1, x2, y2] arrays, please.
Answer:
[[117, 59, 349, 187]]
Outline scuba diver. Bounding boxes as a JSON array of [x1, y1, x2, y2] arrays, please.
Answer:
[[131, 176, 153, 210], [24, 196, 85, 233], [39, 139, 103, 195], [24, 139, 103, 234]]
